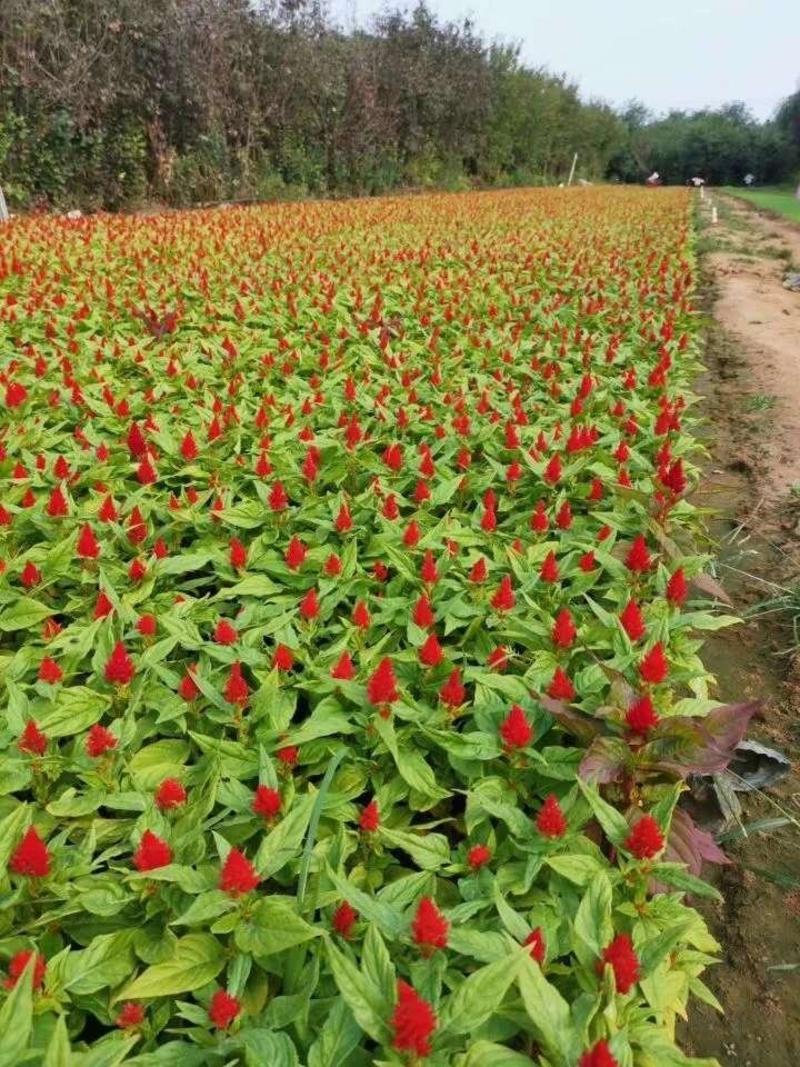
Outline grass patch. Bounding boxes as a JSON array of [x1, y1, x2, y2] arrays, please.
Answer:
[[724, 186, 800, 224]]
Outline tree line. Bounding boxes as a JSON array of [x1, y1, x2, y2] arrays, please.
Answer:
[[0, 0, 797, 210]]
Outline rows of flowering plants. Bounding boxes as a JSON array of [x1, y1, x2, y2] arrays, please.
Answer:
[[0, 187, 750, 1066]]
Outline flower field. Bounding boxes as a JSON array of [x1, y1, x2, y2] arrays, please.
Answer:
[[0, 187, 748, 1066]]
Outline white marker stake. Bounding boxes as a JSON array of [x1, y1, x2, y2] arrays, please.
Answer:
[[711, 205, 718, 224], [700, 185, 705, 201], [566, 153, 578, 187]]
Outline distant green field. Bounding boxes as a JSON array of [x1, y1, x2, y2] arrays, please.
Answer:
[[724, 186, 800, 223]]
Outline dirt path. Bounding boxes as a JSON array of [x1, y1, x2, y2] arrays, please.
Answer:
[[680, 194, 800, 1066], [704, 195, 800, 501]]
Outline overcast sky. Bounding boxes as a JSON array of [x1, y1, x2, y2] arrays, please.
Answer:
[[329, 0, 800, 120]]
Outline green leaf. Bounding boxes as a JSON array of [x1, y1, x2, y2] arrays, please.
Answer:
[[361, 923, 396, 1004], [378, 826, 451, 870], [0, 951, 33, 1067], [0, 597, 55, 632], [327, 867, 404, 938], [0, 803, 30, 873], [573, 871, 614, 958], [63, 931, 135, 995], [577, 779, 629, 846], [440, 953, 521, 1034], [37, 686, 110, 738], [650, 864, 722, 900], [457, 1041, 536, 1066], [297, 748, 345, 908], [546, 853, 607, 885], [307, 998, 362, 1067], [240, 1029, 299, 1067], [516, 954, 580, 1063], [128, 739, 191, 789], [255, 793, 315, 878], [42, 1015, 71, 1067], [235, 898, 319, 956], [325, 939, 391, 1045], [171, 890, 235, 927], [113, 934, 224, 1001]]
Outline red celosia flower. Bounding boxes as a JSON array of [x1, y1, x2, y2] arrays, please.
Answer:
[[21, 561, 42, 588], [37, 657, 62, 684], [277, 745, 299, 767], [332, 900, 358, 938], [86, 723, 117, 758], [469, 557, 487, 583], [552, 608, 576, 648], [5, 381, 27, 408], [219, 848, 260, 896], [10, 827, 50, 878], [500, 704, 533, 749], [77, 522, 100, 559], [403, 520, 421, 547], [324, 552, 342, 576], [392, 980, 437, 1058], [412, 897, 449, 954], [639, 642, 668, 684], [179, 668, 200, 701], [619, 600, 646, 641], [19, 720, 47, 757], [367, 657, 398, 706], [116, 1002, 145, 1029], [273, 644, 294, 671], [299, 587, 320, 619], [359, 800, 380, 832], [625, 535, 652, 573], [439, 668, 465, 708], [352, 600, 371, 628], [331, 651, 356, 680], [4, 949, 46, 991], [105, 641, 135, 685], [94, 591, 114, 619], [269, 480, 289, 511], [46, 485, 68, 517], [155, 778, 187, 811], [599, 933, 640, 994], [285, 535, 307, 569], [624, 814, 664, 859], [224, 661, 250, 704], [536, 794, 567, 838], [229, 537, 247, 569], [625, 694, 660, 735], [420, 550, 439, 584], [180, 430, 198, 461], [491, 574, 515, 611], [413, 593, 435, 629], [580, 550, 597, 571], [419, 633, 444, 667], [666, 566, 688, 605], [208, 989, 241, 1029], [487, 645, 509, 671], [136, 614, 156, 637], [548, 667, 575, 701], [252, 785, 282, 819], [524, 927, 546, 964], [128, 557, 147, 582], [580, 1040, 620, 1067], [214, 619, 238, 645], [540, 551, 559, 583], [133, 830, 173, 872], [543, 454, 561, 484], [467, 844, 491, 870], [335, 501, 353, 532]]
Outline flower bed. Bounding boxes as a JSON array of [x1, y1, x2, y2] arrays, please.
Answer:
[[0, 188, 742, 1065]]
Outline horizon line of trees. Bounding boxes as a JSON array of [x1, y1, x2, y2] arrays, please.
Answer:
[[0, 0, 798, 211]]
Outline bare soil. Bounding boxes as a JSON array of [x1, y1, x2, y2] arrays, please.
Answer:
[[680, 194, 800, 1066]]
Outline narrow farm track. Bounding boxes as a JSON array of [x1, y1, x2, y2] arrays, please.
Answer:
[[0, 188, 756, 1065], [681, 194, 800, 1066]]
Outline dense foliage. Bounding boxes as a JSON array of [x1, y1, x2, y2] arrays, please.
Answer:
[[0, 186, 747, 1065], [0, 0, 795, 210]]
